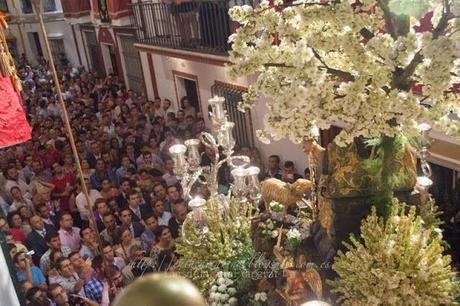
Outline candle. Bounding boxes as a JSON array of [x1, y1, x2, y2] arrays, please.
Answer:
[[246, 166, 260, 198], [184, 138, 201, 169], [209, 96, 226, 121], [217, 121, 235, 151], [231, 167, 248, 188], [169, 144, 187, 169]]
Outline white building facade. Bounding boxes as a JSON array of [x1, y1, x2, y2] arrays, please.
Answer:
[[4, 0, 79, 66]]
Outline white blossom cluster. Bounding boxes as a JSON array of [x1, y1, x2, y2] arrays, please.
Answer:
[[228, 0, 460, 146], [254, 292, 268, 303], [209, 271, 238, 306], [286, 228, 302, 240], [258, 218, 279, 238], [269, 201, 283, 213]]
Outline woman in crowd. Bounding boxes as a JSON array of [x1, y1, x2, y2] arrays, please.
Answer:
[[80, 159, 94, 177], [180, 96, 197, 119], [114, 225, 142, 262], [7, 211, 26, 243], [100, 178, 118, 200], [150, 225, 175, 266]]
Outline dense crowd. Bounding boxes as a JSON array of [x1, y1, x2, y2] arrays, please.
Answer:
[[0, 57, 307, 306]]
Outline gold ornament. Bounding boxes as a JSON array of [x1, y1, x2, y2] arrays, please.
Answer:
[[261, 178, 312, 217], [0, 12, 21, 92], [113, 273, 206, 306]]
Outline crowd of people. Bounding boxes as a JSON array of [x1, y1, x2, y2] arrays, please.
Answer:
[[0, 57, 309, 306]]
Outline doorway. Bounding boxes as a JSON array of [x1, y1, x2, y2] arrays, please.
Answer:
[[174, 72, 201, 114], [102, 44, 118, 76], [28, 32, 43, 60], [83, 30, 100, 74]]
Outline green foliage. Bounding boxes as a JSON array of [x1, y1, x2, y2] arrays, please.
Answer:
[[418, 195, 443, 230], [328, 203, 459, 306], [362, 135, 414, 217], [175, 197, 255, 293]]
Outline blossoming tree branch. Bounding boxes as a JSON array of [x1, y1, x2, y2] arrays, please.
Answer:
[[228, 0, 460, 147]]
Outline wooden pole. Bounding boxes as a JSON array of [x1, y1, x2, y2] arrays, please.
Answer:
[[31, 0, 105, 257]]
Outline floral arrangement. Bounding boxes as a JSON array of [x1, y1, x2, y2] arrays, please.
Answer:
[[258, 218, 279, 239], [175, 197, 254, 293], [328, 202, 459, 305], [285, 228, 302, 250], [228, 0, 460, 146], [249, 292, 268, 306], [209, 271, 238, 306], [270, 201, 283, 213]]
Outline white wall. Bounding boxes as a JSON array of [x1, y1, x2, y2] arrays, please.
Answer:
[[144, 50, 307, 173], [73, 24, 89, 68], [9, 19, 79, 67], [139, 51, 154, 99], [0, 248, 20, 306]]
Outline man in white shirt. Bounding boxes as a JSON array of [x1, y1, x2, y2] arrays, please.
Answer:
[[152, 199, 171, 226], [162, 157, 178, 187], [4, 165, 31, 200], [76, 177, 103, 222]]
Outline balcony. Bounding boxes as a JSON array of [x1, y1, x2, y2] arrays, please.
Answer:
[[129, 0, 256, 55], [62, 0, 91, 19]]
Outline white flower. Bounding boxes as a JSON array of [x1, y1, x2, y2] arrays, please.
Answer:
[[221, 293, 229, 302], [217, 271, 224, 278], [229, 297, 238, 305], [286, 228, 301, 240], [259, 292, 267, 302], [227, 287, 237, 295], [225, 278, 234, 286], [271, 230, 279, 238], [218, 284, 227, 292], [217, 277, 226, 285], [223, 272, 233, 278], [211, 285, 218, 292]]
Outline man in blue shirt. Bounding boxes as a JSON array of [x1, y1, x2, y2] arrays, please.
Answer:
[[14, 251, 47, 290]]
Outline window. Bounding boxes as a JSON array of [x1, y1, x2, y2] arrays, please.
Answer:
[[29, 32, 43, 57], [43, 0, 56, 12], [0, 0, 8, 12], [22, 0, 33, 14], [49, 38, 65, 63]]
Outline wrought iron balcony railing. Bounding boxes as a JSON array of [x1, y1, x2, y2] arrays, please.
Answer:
[[129, 0, 257, 55]]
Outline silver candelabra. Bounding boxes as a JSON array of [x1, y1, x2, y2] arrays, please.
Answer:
[[172, 96, 261, 246], [169, 96, 261, 202]]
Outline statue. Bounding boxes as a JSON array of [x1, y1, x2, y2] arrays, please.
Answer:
[[273, 225, 323, 305], [302, 139, 325, 218], [261, 178, 312, 217]]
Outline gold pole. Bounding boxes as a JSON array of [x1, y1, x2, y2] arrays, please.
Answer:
[[31, 0, 104, 257]]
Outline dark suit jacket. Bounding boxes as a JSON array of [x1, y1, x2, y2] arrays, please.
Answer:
[[132, 222, 145, 238], [168, 218, 180, 239], [25, 224, 55, 266], [116, 193, 128, 209], [87, 153, 98, 169], [129, 207, 141, 223], [139, 203, 153, 219]]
